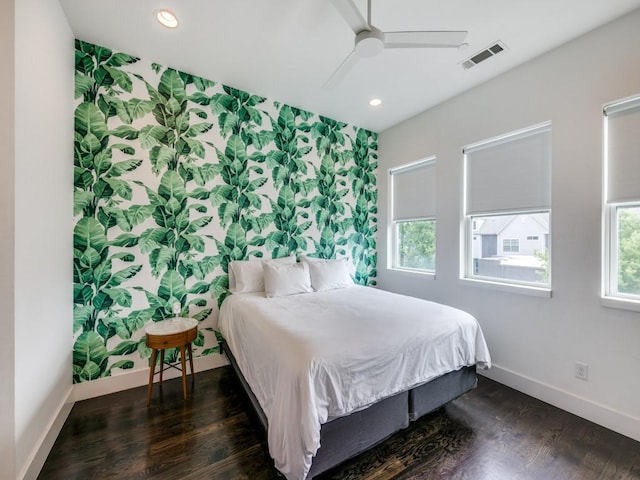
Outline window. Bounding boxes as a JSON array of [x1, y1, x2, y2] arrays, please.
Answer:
[[463, 123, 551, 289], [603, 95, 640, 306], [503, 239, 519, 253], [389, 158, 436, 273], [395, 219, 436, 270], [612, 206, 640, 297]]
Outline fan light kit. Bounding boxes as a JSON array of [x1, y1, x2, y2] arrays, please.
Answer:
[[325, 0, 468, 89], [155, 9, 178, 28]]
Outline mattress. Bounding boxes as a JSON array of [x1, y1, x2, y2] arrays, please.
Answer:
[[218, 286, 491, 480]]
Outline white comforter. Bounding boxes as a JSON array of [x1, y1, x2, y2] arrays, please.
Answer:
[[218, 286, 491, 480]]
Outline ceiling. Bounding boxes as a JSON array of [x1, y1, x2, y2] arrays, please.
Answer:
[[58, 0, 640, 132]]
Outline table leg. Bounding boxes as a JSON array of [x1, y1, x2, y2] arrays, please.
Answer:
[[180, 344, 187, 400], [159, 349, 165, 387], [187, 342, 195, 387], [147, 348, 157, 406]]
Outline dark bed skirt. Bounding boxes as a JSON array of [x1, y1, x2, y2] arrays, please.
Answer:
[[409, 365, 477, 421], [309, 389, 409, 477], [220, 340, 477, 479]]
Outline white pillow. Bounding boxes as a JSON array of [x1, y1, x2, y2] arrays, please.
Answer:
[[230, 260, 265, 293], [229, 255, 296, 293], [306, 259, 353, 292], [263, 262, 313, 298], [300, 254, 356, 276], [299, 254, 322, 263]]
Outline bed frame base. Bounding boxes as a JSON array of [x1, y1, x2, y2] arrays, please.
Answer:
[[221, 340, 477, 479]]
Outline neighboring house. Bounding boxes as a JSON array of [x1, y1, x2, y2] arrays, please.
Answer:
[[473, 214, 549, 257], [471, 214, 549, 281]]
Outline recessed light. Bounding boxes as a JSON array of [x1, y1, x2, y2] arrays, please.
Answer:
[[369, 98, 382, 107], [155, 9, 178, 28]]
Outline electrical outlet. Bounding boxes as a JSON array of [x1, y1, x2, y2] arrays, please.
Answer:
[[575, 361, 589, 381], [172, 302, 181, 315]]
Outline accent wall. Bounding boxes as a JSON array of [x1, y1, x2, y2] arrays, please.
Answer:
[[73, 40, 378, 383]]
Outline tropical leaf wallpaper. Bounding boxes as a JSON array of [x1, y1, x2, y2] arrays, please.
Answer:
[[73, 40, 378, 383]]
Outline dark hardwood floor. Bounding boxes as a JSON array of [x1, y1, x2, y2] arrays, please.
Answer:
[[39, 366, 640, 480]]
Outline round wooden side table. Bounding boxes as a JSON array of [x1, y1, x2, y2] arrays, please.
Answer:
[[145, 317, 198, 406]]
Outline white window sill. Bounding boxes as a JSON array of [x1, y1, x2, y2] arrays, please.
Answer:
[[460, 277, 552, 298], [601, 295, 640, 313], [389, 267, 436, 279]]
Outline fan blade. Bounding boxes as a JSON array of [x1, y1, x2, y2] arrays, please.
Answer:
[[329, 0, 369, 34], [384, 30, 468, 48], [323, 49, 359, 89]]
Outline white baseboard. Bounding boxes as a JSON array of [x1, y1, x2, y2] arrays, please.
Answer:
[[18, 386, 74, 480], [479, 364, 640, 443], [73, 354, 229, 402]]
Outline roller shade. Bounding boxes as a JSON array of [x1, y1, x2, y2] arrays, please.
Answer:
[[391, 159, 436, 221], [465, 124, 551, 215], [605, 96, 640, 203]]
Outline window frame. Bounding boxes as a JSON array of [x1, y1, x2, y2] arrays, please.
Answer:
[[388, 157, 437, 276], [461, 122, 552, 296], [602, 94, 640, 311]]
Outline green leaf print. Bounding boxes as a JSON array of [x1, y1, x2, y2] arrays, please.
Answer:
[[73, 40, 379, 382], [73, 331, 109, 382]]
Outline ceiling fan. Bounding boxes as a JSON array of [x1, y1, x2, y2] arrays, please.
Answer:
[[324, 0, 468, 89]]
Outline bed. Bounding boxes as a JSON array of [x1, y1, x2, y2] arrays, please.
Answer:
[[218, 278, 491, 480]]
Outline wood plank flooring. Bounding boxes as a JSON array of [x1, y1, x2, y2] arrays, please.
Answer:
[[39, 366, 640, 480]]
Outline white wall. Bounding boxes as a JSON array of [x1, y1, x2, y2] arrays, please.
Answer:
[[378, 8, 640, 441], [14, 0, 74, 477], [0, 0, 16, 477]]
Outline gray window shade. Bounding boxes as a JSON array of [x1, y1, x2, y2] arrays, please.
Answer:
[[391, 160, 436, 221], [465, 124, 551, 215], [605, 97, 640, 203]]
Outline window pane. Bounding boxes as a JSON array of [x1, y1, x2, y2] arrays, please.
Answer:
[[396, 220, 436, 271], [471, 213, 549, 285], [616, 206, 640, 296]]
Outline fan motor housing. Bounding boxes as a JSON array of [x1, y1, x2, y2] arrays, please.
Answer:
[[355, 28, 385, 57]]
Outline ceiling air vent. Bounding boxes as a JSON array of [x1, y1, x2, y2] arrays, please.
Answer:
[[461, 41, 506, 69]]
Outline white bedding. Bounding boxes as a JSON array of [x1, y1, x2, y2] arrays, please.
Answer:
[[218, 286, 491, 480]]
